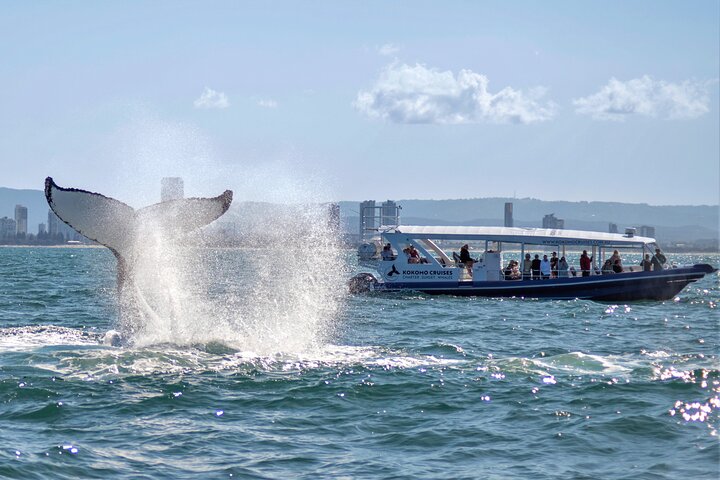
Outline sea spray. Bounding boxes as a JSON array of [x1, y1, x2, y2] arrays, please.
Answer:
[[237, 202, 347, 354], [107, 113, 347, 353], [119, 197, 347, 354]]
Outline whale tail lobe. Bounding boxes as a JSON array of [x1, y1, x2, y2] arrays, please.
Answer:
[[44, 176, 233, 261]]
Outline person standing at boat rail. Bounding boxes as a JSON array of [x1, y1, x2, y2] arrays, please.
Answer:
[[459, 244, 475, 276], [652, 248, 667, 271], [640, 254, 653, 272], [540, 255, 551, 279], [580, 250, 593, 277], [558, 256, 569, 277], [522, 253, 532, 280], [531, 254, 541, 279]]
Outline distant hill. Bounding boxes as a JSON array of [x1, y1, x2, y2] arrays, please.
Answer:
[[339, 198, 719, 247], [341, 198, 718, 228], [2, 187, 718, 248]]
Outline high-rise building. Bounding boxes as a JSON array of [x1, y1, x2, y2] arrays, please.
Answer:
[[48, 209, 59, 236], [0, 217, 16, 239], [14, 205, 27, 235], [381, 200, 399, 227], [609, 223, 618, 234], [38, 223, 46, 235], [47, 209, 79, 240], [504, 202, 514, 227], [638, 225, 656, 238], [542, 213, 564, 229], [359, 200, 376, 241], [161, 177, 184, 202]]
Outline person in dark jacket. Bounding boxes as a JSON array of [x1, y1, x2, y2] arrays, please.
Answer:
[[580, 250, 593, 277], [459, 244, 474, 276], [531, 254, 541, 280], [612, 259, 623, 273]]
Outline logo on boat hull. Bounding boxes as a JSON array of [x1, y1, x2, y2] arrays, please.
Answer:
[[385, 264, 400, 281]]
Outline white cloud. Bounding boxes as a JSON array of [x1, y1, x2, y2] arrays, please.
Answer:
[[257, 99, 278, 109], [193, 87, 229, 109], [354, 63, 557, 124], [573, 76, 710, 121], [378, 43, 400, 56]]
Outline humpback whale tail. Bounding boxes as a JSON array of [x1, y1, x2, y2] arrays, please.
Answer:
[[45, 175, 233, 308], [45, 176, 233, 345], [44, 176, 233, 262]]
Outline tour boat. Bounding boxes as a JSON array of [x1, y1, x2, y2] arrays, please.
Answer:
[[349, 225, 716, 301]]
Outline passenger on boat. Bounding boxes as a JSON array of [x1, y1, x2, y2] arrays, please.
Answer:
[[652, 248, 667, 271], [609, 250, 622, 269], [504, 261, 513, 280], [381, 243, 395, 261], [504, 260, 521, 280], [540, 255, 551, 279], [640, 254, 653, 271], [612, 259, 623, 273], [459, 244, 475, 276], [580, 250, 593, 277], [602, 259, 614, 274], [550, 252, 558, 278], [512, 261, 521, 279], [531, 254, 541, 279], [408, 246, 426, 264], [522, 253, 532, 280], [558, 256, 569, 277]]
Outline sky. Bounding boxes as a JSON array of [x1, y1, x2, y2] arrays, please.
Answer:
[[1, 1, 718, 207]]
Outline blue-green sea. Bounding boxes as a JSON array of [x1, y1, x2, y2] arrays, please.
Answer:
[[1, 247, 718, 479]]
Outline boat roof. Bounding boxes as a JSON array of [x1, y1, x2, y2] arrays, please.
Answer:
[[385, 225, 655, 248]]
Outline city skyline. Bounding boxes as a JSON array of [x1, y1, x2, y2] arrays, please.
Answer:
[[0, 203, 81, 243], [0, 2, 718, 208]]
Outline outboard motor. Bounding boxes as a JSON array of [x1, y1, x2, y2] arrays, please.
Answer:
[[348, 273, 378, 293]]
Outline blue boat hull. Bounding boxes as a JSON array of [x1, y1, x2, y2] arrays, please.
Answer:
[[373, 264, 716, 301]]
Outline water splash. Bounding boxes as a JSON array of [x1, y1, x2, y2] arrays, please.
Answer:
[[100, 112, 349, 354], [112, 196, 346, 356]]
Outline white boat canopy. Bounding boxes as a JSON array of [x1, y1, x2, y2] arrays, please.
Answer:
[[387, 225, 655, 248]]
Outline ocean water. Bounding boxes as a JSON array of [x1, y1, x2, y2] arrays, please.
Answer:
[[0, 246, 718, 479]]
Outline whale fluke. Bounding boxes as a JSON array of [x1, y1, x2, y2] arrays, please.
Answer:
[[45, 176, 232, 259], [45, 176, 234, 344], [45, 175, 233, 299]]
